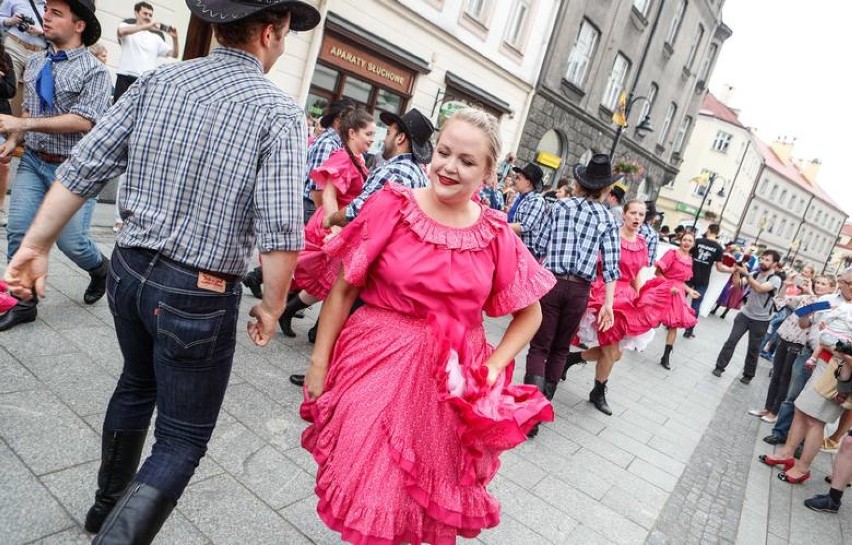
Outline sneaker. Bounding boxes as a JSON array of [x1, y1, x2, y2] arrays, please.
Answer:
[[763, 434, 785, 445], [740, 376, 753, 385], [712, 368, 723, 377], [804, 494, 840, 513], [821, 437, 841, 453]]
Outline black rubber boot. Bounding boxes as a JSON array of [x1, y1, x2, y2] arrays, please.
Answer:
[[660, 344, 673, 370], [84, 255, 110, 305], [241, 267, 263, 299], [85, 429, 149, 533], [92, 482, 175, 545], [720, 308, 729, 319], [308, 321, 318, 344], [544, 381, 558, 401], [561, 351, 585, 381], [524, 374, 547, 437], [589, 379, 612, 416], [279, 296, 310, 338]]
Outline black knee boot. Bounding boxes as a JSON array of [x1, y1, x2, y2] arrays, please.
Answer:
[[279, 296, 310, 337], [241, 267, 263, 299], [660, 344, 673, 370], [85, 429, 149, 533], [561, 351, 586, 381], [92, 482, 175, 545], [308, 320, 318, 344], [589, 379, 612, 416], [720, 308, 729, 319], [544, 381, 558, 401], [524, 374, 547, 437], [84, 254, 110, 305]]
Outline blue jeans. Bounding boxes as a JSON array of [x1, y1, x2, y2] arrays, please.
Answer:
[[685, 283, 708, 334], [102, 246, 241, 500], [5, 149, 100, 269], [772, 346, 814, 440]]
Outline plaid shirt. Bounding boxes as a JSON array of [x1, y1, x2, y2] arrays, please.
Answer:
[[512, 191, 548, 252], [639, 222, 659, 266], [22, 47, 111, 156], [345, 153, 427, 221], [57, 47, 306, 276], [535, 196, 621, 283], [303, 128, 342, 199]]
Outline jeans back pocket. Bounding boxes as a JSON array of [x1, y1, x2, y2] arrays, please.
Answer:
[[157, 302, 227, 363]]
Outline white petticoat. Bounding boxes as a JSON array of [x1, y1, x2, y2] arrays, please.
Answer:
[[576, 309, 655, 351]]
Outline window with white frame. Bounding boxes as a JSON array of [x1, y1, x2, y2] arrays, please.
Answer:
[[672, 115, 692, 153], [565, 19, 600, 86], [759, 179, 769, 194], [697, 43, 718, 82], [768, 214, 777, 233], [711, 130, 733, 153], [746, 206, 757, 225], [602, 53, 631, 110], [666, 0, 687, 44], [788, 193, 796, 208], [779, 189, 787, 203], [786, 222, 794, 238], [464, 0, 490, 23], [504, 0, 531, 49], [656, 102, 676, 146], [797, 197, 805, 212], [685, 24, 704, 70], [638, 82, 658, 124], [769, 184, 778, 200], [633, 0, 651, 17]]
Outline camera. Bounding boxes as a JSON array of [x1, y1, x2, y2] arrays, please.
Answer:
[[16, 13, 36, 32], [837, 340, 852, 356], [158, 23, 173, 33]]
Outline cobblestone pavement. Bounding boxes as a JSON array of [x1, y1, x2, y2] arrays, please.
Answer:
[[0, 207, 849, 544]]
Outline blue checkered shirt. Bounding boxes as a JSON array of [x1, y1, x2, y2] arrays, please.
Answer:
[[639, 222, 659, 266], [512, 191, 548, 252], [535, 196, 621, 283], [344, 153, 427, 221], [303, 128, 342, 198], [22, 47, 111, 155], [56, 47, 307, 276]]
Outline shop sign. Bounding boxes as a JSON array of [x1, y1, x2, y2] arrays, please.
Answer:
[[675, 202, 699, 215], [319, 34, 414, 94], [535, 151, 562, 169]]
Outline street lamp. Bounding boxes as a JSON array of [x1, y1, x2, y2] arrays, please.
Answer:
[[690, 173, 723, 231], [609, 94, 654, 158], [754, 215, 767, 248]]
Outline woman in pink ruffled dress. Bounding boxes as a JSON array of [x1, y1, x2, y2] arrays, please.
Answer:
[[279, 108, 375, 337], [300, 109, 556, 544], [633, 231, 701, 369]]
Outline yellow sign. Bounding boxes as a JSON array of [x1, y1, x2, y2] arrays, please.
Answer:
[[612, 92, 628, 127], [536, 151, 562, 169]]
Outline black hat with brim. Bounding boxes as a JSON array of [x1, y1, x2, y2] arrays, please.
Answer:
[[573, 153, 622, 190], [379, 108, 436, 164], [67, 0, 101, 46], [186, 0, 321, 32], [513, 163, 545, 192]]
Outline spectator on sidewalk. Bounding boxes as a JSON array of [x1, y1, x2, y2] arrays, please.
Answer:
[[0, 0, 46, 116], [0, 0, 111, 332], [3, 0, 320, 542], [760, 265, 815, 360], [113, 2, 179, 102], [683, 223, 733, 338], [0, 39, 16, 227], [805, 421, 852, 513]]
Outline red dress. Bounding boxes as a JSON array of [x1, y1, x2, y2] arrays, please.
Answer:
[[300, 184, 556, 545], [293, 148, 366, 299], [577, 235, 649, 347], [632, 249, 698, 331]]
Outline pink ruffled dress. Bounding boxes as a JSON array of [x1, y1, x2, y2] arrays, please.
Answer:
[[632, 249, 698, 331], [300, 183, 556, 545], [293, 148, 367, 299], [577, 235, 651, 349]]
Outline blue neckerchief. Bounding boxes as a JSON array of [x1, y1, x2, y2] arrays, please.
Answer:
[[36, 50, 69, 113], [507, 191, 529, 222]]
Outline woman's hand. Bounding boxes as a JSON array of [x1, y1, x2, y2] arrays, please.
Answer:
[[484, 361, 502, 387], [304, 361, 328, 400], [322, 225, 342, 244]]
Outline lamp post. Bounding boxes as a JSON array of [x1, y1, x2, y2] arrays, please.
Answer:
[[690, 173, 724, 232], [754, 215, 767, 248], [610, 95, 654, 158]]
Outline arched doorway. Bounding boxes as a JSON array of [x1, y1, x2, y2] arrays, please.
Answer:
[[534, 129, 566, 189]]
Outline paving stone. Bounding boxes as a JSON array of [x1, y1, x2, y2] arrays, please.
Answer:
[[278, 496, 342, 545], [230, 445, 314, 510], [0, 322, 78, 364], [0, 443, 71, 543], [496, 450, 548, 490], [38, 303, 107, 331], [40, 460, 99, 527], [599, 428, 685, 477], [222, 382, 303, 450], [0, 347, 40, 394], [602, 485, 665, 530], [29, 527, 91, 544], [23, 352, 117, 417], [628, 458, 679, 492], [283, 445, 317, 478], [489, 475, 579, 542], [206, 411, 266, 474], [476, 513, 550, 544]]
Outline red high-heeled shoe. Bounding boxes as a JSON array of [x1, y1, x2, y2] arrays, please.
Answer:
[[778, 470, 810, 484], [758, 454, 795, 471]]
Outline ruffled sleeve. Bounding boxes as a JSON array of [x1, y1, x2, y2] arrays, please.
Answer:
[[656, 249, 675, 274], [310, 148, 363, 195], [484, 226, 556, 317], [322, 183, 401, 287]]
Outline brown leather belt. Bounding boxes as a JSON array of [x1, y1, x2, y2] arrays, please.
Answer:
[[6, 32, 44, 52], [33, 150, 68, 164], [553, 273, 591, 284], [133, 248, 241, 283]]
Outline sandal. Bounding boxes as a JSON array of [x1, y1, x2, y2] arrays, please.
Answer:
[[758, 454, 795, 471], [778, 470, 810, 484], [821, 437, 840, 453]]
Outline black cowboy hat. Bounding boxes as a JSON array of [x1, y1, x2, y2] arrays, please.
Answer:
[[185, 0, 321, 32], [65, 0, 101, 46], [513, 163, 544, 192], [573, 153, 622, 190], [379, 108, 435, 164], [319, 98, 355, 129]]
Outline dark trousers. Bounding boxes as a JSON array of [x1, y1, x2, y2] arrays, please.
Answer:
[[103, 247, 241, 500], [526, 278, 590, 383], [715, 312, 770, 379], [303, 197, 316, 225], [685, 282, 708, 334], [113, 74, 138, 103], [763, 339, 803, 414]]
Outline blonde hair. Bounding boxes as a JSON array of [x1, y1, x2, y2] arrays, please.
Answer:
[[88, 42, 107, 61], [439, 108, 501, 173]]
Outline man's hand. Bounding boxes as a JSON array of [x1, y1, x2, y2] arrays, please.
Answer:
[[304, 361, 328, 400], [167, 27, 178, 38], [735, 265, 749, 275], [0, 114, 23, 134], [25, 23, 42, 36], [0, 139, 18, 163], [597, 304, 614, 332], [4, 245, 49, 300], [322, 225, 342, 244], [247, 301, 278, 346], [5, 14, 23, 27]]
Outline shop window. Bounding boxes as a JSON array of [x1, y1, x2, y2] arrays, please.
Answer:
[[312, 64, 339, 92], [534, 129, 566, 188], [376, 89, 402, 115], [343, 75, 373, 107]]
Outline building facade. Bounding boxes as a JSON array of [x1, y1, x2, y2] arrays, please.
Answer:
[[517, 0, 730, 194], [97, 0, 560, 156], [827, 223, 852, 275]]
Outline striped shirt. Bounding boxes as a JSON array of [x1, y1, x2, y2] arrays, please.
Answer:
[[56, 47, 307, 276], [512, 191, 548, 254], [535, 196, 621, 283], [303, 128, 342, 199], [345, 153, 427, 221], [22, 47, 111, 155]]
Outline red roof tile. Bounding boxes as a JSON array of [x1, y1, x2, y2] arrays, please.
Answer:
[[842, 223, 852, 238], [699, 93, 745, 129]]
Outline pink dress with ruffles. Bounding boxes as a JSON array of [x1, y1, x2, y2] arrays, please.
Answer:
[[632, 249, 698, 331], [293, 148, 367, 299], [300, 183, 556, 545]]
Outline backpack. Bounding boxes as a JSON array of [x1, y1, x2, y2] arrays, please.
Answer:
[[742, 271, 781, 312]]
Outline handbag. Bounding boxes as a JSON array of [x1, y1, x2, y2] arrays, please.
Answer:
[[812, 356, 852, 410]]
